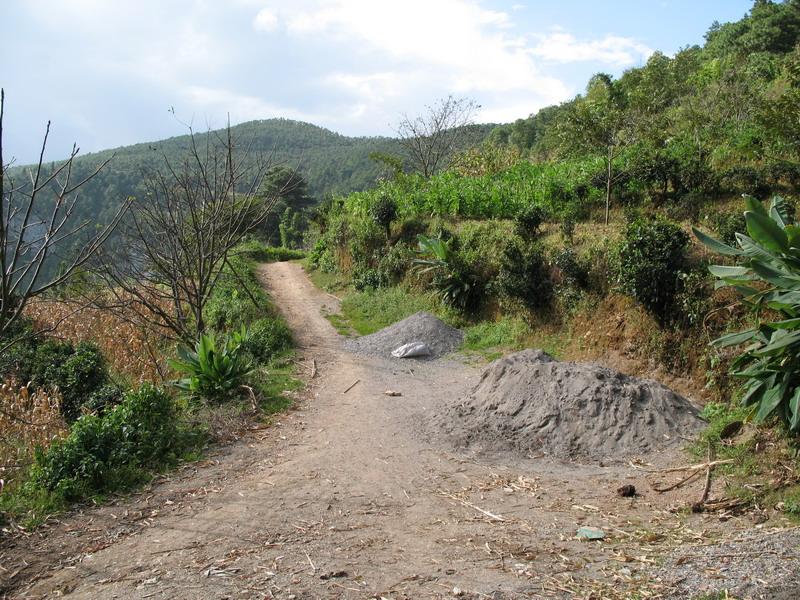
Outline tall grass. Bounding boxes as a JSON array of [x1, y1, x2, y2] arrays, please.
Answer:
[[343, 158, 603, 220], [0, 383, 67, 490]]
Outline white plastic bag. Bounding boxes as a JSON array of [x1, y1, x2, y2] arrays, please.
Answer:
[[391, 341, 431, 358]]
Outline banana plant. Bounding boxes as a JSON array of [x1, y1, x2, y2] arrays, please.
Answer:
[[694, 195, 800, 431], [169, 325, 253, 403], [413, 234, 480, 311]]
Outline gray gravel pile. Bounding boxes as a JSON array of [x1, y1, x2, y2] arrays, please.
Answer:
[[436, 349, 703, 461], [344, 311, 463, 359], [652, 528, 800, 599]]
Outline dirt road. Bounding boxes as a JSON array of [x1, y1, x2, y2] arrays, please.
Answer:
[[0, 262, 773, 599]]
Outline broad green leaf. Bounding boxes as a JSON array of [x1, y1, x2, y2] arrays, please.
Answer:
[[712, 329, 757, 347], [707, 265, 753, 279], [755, 383, 784, 421], [766, 290, 800, 306], [741, 378, 767, 407], [692, 226, 742, 257], [751, 261, 800, 290], [743, 194, 768, 217], [768, 318, 800, 330], [770, 196, 792, 228], [745, 211, 789, 253], [790, 388, 800, 431], [736, 233, 776, 261], [787, 224, 800, 249], [754, 329, 800, 355], [730, 284, 762, 299]]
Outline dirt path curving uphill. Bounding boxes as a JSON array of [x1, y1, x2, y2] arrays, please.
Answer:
[[1, 262, 784, 599]]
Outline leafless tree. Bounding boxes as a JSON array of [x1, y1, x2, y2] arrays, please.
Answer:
[[93, 124, 283, 343], [395, 96, 480, 178], [0, 89, 130, 352]]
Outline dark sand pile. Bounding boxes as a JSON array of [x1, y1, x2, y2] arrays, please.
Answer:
[[437, 349, 703, 461], [344, 312, 463, 359]]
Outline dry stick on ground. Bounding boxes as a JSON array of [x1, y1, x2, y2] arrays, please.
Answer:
[[438, 491, 506, 522], [700, 443, 716, 504], [651, 469, 704, 493], [629, 459, 735, 474], [342, 379, 360, 394]]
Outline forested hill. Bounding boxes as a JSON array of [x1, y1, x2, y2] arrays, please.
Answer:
[[48, 119, 396, 223], [487, 0, 800, 205], [18, 119, 494, 226]]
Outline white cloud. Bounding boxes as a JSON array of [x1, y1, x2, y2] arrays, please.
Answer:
[[5, 0, 661, 161], [531, 31, 653, 66], [253, 8, 278, 32], [183, 86, 323, 125], [253, 0, 571, 124]]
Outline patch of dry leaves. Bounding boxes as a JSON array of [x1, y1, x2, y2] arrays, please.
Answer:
[[25, 298, 170, 384], [0, 382, 67, 487]]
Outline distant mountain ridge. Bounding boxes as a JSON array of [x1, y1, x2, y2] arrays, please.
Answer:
[[15, 119, 495, 227]]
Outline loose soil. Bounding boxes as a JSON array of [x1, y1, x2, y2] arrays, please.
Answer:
[[344, 311, 464, 359], [435, 349, 703, 462], [1, 262, 798, 599]]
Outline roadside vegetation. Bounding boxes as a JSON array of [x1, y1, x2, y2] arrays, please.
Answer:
[[0, 90, 304, 527], [304, 1, 800, 515]]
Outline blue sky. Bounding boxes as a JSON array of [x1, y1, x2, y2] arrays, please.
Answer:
[[2, 0, 754, 163]]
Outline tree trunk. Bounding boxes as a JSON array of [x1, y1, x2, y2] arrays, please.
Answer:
[[605, 147, 613, 226]]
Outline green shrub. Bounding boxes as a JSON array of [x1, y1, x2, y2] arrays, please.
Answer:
[[204, 254, 269, 332], [204, 281, 260, 332], [348, 217, 385, 269], [394, 217, 427, 243], [23, 340, 110, 422], [711, 211, 747, 246], [241, 318, 293, 364], [170, 328, 254, 403], [696, 195, 800, 432], [514, 204, 547, 240], [352, 266, 388, 291], [496, 241, 553, 311], [308, 238, 336, 273], [414, 235, 484, 312], [29, 384, 194, 501], [0, 316, 38, 378], [84, 383, 125, 416], [237, 239, 306, 262], [456, 221, 517, 282], [370, 194, 398, 239], [617, 217, 689, 323], [676, 268, 712, 327], [377, 242, 415, 284], [551, 247, 588, 288]]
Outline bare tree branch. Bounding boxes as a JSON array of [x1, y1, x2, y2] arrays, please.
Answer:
[[395, 96, 480, 178], [93, 121, 284, 343], [0, 90, 130, 345]]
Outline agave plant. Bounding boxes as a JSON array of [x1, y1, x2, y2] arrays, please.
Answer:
[[413, 234, 481, 311], [694, 195, 800, 432], [169, 326, 253, 403]]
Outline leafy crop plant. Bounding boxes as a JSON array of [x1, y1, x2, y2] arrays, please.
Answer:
[[695, 195, 800, 432]]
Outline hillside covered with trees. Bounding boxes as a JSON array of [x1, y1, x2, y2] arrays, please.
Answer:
[[306, 1, 800, 461]]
